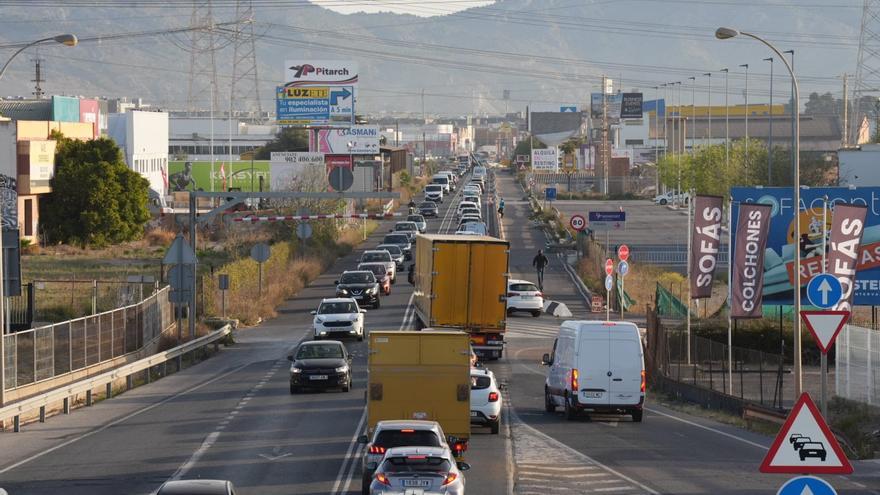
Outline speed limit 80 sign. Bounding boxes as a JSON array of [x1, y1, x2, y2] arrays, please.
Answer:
[[569, 214, 587, 231]]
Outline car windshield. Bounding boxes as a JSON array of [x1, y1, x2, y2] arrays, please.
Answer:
[[433, 177, 448, 184], [378, 245, 402, 255], [395, 223, 416, 231], [340, 272, 375, 284], [362, 252, 391, 262], [295, 343, 344, 359], [318, 301, 357, 314], [360, 264, 387, 277], [510, 283, 539, 292], [407, 215, 424, 223], [471, 375, 492, 390], [418, 203, 436, 209], [426, 185, 442, 192], [384, 235, 409, 244], [375, 429, 442, 448], [382, 456, 451, 474]]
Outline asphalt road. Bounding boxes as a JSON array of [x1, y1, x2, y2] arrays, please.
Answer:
[[0, 172, 509, 495]]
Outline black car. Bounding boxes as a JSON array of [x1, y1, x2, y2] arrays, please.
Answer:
[[288, 340, 352, 393], [419, 201, 440, 217], [383, 233, 413, 260], [335, 270, 381, 308]]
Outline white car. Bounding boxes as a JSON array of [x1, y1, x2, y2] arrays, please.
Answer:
[[506, 279, 543, 317], [457, 222, 488, 236], [360, 250, 396, 283], [470, 367, 502, 434], [462, 186, 481, 197], [462, 195, 481, 209], [311, 298, 366, 341], [653, 191, 690, 205], [456, 201, 480, 218]]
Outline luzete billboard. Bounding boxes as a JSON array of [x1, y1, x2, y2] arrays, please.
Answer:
[[731, 187, 880, 306]]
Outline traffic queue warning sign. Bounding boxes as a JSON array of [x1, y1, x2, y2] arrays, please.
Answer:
[[760, 393, 853, 475]]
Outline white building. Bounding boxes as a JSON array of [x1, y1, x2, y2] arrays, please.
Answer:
[[168, 117, 277, 161], [107, 110, 169, 203]]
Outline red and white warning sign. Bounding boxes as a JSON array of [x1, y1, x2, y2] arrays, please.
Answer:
[[801, 310, 849, 354], [759, 393, 853, 474]]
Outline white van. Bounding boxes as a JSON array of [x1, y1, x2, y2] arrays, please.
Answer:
[[542, 320, 645, 422], [431, 174, 451, 193]]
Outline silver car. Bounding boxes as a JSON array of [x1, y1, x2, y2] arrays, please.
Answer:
[[156, 480, 237, 494], [369, 446, 469, 495]]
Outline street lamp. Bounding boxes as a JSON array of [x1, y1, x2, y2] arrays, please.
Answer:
[[721, 68, 730, 174], [0, 34, 77, 81], [716, 26, 803, 397], [704, 72, 712, 146], [740, 63, 750, 161], [689, 76, 696, 154], [765, 57, 774, 184]]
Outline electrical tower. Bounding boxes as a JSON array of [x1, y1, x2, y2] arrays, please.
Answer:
[[31, 55, 45, 99], [230, 0, 263, 121], [187, 0, 219, 114], [852, 0, 880, 144]]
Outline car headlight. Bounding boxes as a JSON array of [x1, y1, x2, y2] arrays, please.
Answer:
[[338, 288, 349, 295], [335, 365, 349, 373], [367, 287, 377, 295], [291, 366, 302, 373]]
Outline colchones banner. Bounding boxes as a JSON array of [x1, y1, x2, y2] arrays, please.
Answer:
[[828, 204, 867, 312], [690, 195, 724, 299], [731, 203, 772, 319]]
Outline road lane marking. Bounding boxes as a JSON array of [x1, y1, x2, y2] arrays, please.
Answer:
[[644, 406, 768, 450], [0, 362, 250, 475], [170, 431, 220, 481], [330, 407, 367, 495]]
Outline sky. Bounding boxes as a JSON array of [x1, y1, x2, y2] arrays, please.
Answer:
[[308, 0, 497, 17]]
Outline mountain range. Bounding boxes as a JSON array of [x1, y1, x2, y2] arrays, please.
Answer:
[[0, 0, 865, 117]]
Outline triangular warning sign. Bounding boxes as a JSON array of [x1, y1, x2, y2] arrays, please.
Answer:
[[760, 393, 853, 474], [801, 310, 849, 354]]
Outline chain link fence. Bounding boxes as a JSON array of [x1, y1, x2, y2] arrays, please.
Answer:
[[3, 287, 173, 390], [29, 279, 160, 324], [836, 324, 880, 405]]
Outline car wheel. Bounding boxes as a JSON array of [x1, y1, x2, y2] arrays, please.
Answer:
[[659, 199, 667, 205], [544, 387, 556, 413], [490, 419, 500, 435], [531, 310, 541, 317], [506, 307, 515, 316], [564, 393, 577, 421], [290, 384, 298, 394], [342, 378, 351, 393], [632, 409, 643, 423], [374, 299, 381, 309]]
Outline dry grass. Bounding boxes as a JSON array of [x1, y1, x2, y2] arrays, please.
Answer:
[[145, 227, 176, 247]]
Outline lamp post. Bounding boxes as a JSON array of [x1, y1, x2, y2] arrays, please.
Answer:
[[689, 76, 696, 154], [0, 33, 76, 408], [740, 63, 750, 162], [676, 81, 683, 199], [721, 68, 730, 174], [765, 57, 774, 184], [717, 26, 803, 397], [0, 34, 77, 81], [784, 49, 795, 174]]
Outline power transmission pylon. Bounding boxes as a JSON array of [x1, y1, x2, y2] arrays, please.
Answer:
[[230, 0, 263, 121], [31, 53, 45, 99], [187, 0, 219, 114], [852, 0, 880, 144]]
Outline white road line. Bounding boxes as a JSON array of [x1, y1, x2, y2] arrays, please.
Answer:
[[340, 443, 364, 494], [644, 406, 769, 450], [330, 408, 368, 495], [398, 293, 415, 331], [170, 431, 221, 480], [0, 363, 250, 475]]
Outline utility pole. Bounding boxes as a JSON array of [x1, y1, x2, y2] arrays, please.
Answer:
[[689, 76, 696, 154], [722, 68, 729, 173], [602, 75, 610, 196], [843, 73, 849, 147], [741, 64, 749, 163], [662, 83, 668, 160], [765, 57, 774, 184], [704, 72, 712, 146], [785, 50, 795, 175], [31, 55, 45, 99]]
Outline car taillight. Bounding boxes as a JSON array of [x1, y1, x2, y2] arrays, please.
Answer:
[[571, 368, 579, 391], [400, 429, 415, 433], [369, 445, 386, 454], [453, 441, 468, 454], [488, 391, 499, 402], [375, 473, 391, 486], [507, 292, 518, 297], [535, 292, 543, 298], [641, 370, 646, 393], [442, 473, 458, 486]]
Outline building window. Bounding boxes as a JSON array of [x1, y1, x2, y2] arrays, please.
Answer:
[[624, 139, 644, 146], [24, 199, 33, 237]]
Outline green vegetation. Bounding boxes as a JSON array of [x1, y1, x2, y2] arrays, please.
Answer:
[[254, 127, 309, 159], [40, 134, 151, 248]]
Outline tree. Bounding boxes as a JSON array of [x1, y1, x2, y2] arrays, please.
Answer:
[[509, 136, 545, 169], [254, 127, 309, 159], [40, 135, 151, 247]]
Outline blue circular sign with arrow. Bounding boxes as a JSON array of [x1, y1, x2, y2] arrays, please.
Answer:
[[776, 476, 837, 495], [806, 274, 843, 309]]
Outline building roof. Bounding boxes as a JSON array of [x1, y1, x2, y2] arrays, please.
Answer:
[[0, 100, 51, 121], [661, 114, 841, 142]]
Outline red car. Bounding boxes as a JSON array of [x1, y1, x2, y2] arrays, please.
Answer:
[[358, 263, 392, 295]]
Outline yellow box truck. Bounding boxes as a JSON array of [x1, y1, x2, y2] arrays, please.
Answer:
[[412, 234, 509, 359], [367, 330, 471, 452]]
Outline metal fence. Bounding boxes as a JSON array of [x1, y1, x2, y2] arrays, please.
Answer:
[[836, 324, 880, 406], [657, 328, 789, 409], [29, 279, 160, 323], [3, 287, 173, 390]]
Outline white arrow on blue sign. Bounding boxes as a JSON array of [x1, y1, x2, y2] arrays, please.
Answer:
[[776, 476, 837, 495], [806, 274, 843, 309], [605, 275, 613, 291], [618, 260, 629, 277]]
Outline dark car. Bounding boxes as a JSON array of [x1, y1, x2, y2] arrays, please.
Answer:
[[156, 480, 237, 495], [288, 340, 352, 393], [336, 270, 381, 309], [419, 201, 439, 217], [383, 233, 413, 260]]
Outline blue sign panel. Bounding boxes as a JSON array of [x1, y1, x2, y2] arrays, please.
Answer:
[[589, 211, 626, 223], [618, 260, 629, 277], [777, 476, 837, 495], [545, 187, 557, 201], [276, 86, 329, 124], [806, 274, 843, 309], [731, 187, 880, 306]]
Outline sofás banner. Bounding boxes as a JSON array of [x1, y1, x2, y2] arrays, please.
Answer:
[[828, 204, 867, 312], [690, 195, 724, 299], [731, 203, 772, 319]]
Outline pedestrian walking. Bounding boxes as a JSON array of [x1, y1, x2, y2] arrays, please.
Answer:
[[532, 249, 549, 290], [497, 197, 505, 218]]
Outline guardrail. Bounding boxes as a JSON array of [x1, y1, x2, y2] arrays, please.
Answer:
[[0, 324, 232, 432]]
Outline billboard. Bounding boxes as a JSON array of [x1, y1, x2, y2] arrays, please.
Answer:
[[590, 93, 622, 119], [531, 148, 558, 171], [278, 61, 357, 126], [309, 125, 380, 154], [269, 152, 324, 190], [620, 93, 643, 119], [731, 186, 880, 306], [168, 160, 270, 192], [731, 203, 772, 318], [284, 61, 358, 87], [21, 140, 56, 194], [51, 95, 79, 122], [690, 195, 724, 299], [79, 98, 99, 136]]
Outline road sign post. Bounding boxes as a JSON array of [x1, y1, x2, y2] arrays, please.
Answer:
[[617, 244, 629, 262], [605, 259, 613, 321], [618, 260, 629, 319], [569, 214, 586, 232], [806, 274, 843, 309], [251, 243, 271, 296], [801, 310, 850, 417]]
